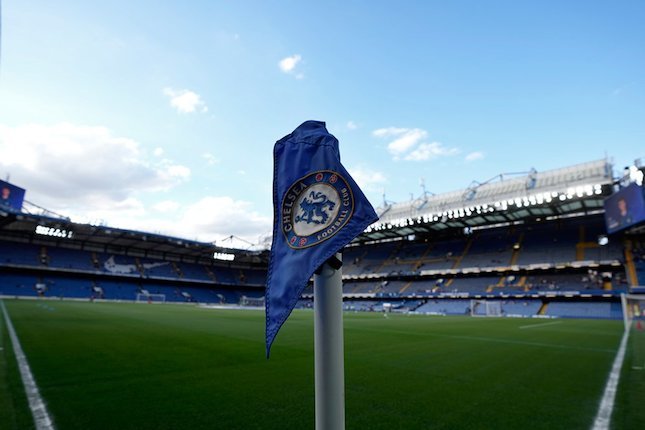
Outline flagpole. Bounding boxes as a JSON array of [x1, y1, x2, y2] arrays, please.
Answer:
[[314, 252, 345, 430]]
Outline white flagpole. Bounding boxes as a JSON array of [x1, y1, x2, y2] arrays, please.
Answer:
[[314, 253, 345, 430]]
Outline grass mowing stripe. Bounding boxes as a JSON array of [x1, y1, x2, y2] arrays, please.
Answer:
[[519, 321, 562, 329], [0, 301, 55, 430], [591, 327, 629, 430]]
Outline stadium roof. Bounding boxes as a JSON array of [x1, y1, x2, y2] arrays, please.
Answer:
[[0, 210, 266, 264], [355, 158, 615, 243]]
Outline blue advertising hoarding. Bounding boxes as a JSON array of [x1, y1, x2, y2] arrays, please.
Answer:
[[604, 182, 645, 234]]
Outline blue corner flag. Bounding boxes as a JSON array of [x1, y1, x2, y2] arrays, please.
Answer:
[[265, 121, 378, 357]]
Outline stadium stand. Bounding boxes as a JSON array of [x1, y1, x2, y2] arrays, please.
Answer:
[[544, 301, 623, 319], [1, 158, 643, 320]]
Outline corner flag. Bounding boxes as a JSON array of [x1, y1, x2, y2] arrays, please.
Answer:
[[265, 121, 378, 357]]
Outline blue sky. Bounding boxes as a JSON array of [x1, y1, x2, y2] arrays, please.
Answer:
[[0, 1, 643, 247]]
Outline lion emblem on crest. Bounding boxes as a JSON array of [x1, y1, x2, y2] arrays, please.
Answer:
[[295, 191, 336, 225]]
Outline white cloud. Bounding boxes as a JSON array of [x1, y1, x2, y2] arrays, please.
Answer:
[[372, 127, 409, 138], [348, 165, 387, 192], [0, 124, 275, 246], [153, 147, 164, 157], [176, 196, 271, 244], [346, 121, 358, 130], [0, 123, 190, 214], [161, 162, 191, 180], [62, 195, 271, 247], [152, 200, 180, 213], [163, 87, 208, 113], [405, 142, 459, 161], [373, 126, 458, 161], [202, 152, 220, 165], [279, 54, 303, 78], [465, 151, 484, 162]]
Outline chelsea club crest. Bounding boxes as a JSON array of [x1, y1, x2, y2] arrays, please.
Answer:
[[281, 170, 354, 249]]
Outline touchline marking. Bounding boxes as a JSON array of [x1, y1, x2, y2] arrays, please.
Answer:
[[0, 301, 55, 430], [590, 328, 629, 430], [519, 321, 562, 329]]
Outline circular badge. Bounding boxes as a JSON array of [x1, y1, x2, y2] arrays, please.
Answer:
[[281, 170, 354, 249]]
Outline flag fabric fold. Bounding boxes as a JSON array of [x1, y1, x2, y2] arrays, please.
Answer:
[[265, 120, 378, 357]]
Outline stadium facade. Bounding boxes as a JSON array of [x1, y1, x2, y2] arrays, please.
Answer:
[[0, 158, 644, 319]]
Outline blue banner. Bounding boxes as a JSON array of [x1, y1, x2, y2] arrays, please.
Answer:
[[0, 180, 26, 212], [266, 121, 378, 356], [604, 182, 645, 234]]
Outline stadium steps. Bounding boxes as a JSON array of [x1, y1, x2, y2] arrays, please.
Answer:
[[413, 243, 435, 270], [624, 240, 639, 286], [576, 242, 600, 261], [134, 258, 145, 276], [509, 232, 524, 266], [399, 281, 413, 294], [204, 266, 218, 282], [575, 225, 600, 261], [444, 238, 474, 289], [442, 237, 474, 290], [40, 246, 49, 266], [91, 252, 100, 269], [538, 302, 548, 315], [374, 242, 404, 274], [450, 235, 474, 271], [172, 262, 183, 278]]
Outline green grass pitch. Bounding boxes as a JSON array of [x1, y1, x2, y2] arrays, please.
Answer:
[[0, 299, 642, 429]]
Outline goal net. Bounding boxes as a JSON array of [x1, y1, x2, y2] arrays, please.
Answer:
[[136, 293, 166, 303], [621, 293, 645, 331], [239, 295, 265, 307], [470, 300, 502, 317]]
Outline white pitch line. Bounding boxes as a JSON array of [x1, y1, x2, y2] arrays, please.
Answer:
[[590, 328, 629, 430], [518, 321, 562, 329], [1, 301, 55, 430]]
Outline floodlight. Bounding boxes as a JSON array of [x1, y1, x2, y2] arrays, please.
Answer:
[[597, 235, 609, 246]]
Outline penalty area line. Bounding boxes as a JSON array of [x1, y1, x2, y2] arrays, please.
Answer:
[[0, 301, 55, 430], [590, 328, 629, 430]]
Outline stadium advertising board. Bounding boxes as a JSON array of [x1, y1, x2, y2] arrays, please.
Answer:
[[0, 179, 26, 212], [604, 182, 645, 233]]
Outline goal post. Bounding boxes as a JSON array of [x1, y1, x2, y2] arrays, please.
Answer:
[[621, 293, 645, 332], [470, 299, 502, 317], [136, 293, 166, 303]]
